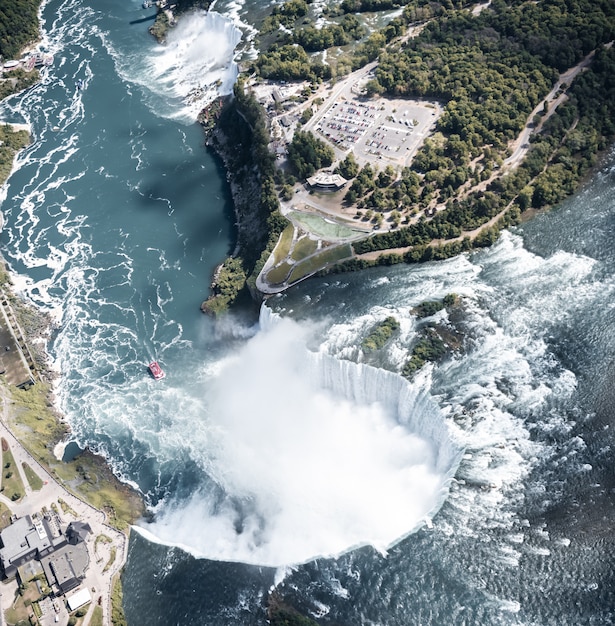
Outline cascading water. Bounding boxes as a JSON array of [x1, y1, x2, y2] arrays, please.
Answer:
[[138, 306, 463, 566], [2, 0, 615, 622], [108, 9, 242, 123]]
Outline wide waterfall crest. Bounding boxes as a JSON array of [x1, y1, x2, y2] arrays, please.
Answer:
[[260, 305, 463, 477], [311, 353, 463, 474], [260, 305, 464, 523], [109, 10, 242, 123], [141, 306, 464, 567]]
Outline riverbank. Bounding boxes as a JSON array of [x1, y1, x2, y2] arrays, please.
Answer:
[[198, 93, 280, 314], [0, 264, 144, 623], [0, 20, 145, 626], [0, 386, 130, 626]]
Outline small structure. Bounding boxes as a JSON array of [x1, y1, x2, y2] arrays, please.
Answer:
[[306, 172, 348, 192], [67, 587, 92, 612], [66, 521, 91, 545]]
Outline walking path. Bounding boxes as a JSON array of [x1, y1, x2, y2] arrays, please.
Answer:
[[0, 388, 127, 626]]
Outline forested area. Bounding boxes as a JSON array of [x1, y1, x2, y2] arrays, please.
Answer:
[[287, 131, 335, 179], [362, 317, 400, 352], [202, 78, 290, 313], [338, 0, 471, 15], [0, 0, 41, 59], [0, 67, 39, 101], [353, 39, 615, 257], [0, 125, 30, 186], [150, 0, 212, 42], [219, 0, 615, 297]]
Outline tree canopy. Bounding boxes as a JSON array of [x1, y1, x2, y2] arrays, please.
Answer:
[[0, 0, 41, 59], [287, 131, 335, 179]]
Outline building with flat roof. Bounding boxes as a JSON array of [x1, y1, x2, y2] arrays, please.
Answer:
[[0, 515, 55, 578], [67, 587, 92, 612], [306, 172, 348, 191], [0, 516, 90, 592], [41, 540, 89, 594]]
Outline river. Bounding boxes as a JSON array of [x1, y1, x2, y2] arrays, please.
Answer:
[[0, 0, 614, 624]]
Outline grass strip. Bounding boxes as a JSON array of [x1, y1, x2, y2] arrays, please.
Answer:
[[288, 244, 352, 282], [89, 605, 104, 626], [103, 546, 117, 573], [111, 574, 127, 626], [0, 500, 12, 530], [272, 224, 295, 265], [265, 261, 293, 285], [22, 461, 43, 490], [1, 438, 26, 501]]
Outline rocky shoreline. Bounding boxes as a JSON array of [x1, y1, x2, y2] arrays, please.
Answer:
[[0, 32, 144, 626], [198, 95, 274, 313]]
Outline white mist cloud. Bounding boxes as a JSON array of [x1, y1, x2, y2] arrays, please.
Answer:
[[142, 317, 455, 566]]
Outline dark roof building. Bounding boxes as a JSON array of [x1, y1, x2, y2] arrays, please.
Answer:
[[41, 541, 89, 594], [0, 515, 54, 579], [66, 521, 91, 545], [0, 515, 90, 593]]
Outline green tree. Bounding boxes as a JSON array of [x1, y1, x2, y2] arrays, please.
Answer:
[[287, 131, 334, 178]]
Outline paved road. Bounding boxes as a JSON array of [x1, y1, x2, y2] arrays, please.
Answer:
[[0, 389, 127, 626], [504, 49, 596, 170]]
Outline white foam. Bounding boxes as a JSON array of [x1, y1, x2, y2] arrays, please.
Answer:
[[141, 309, 463, 566], [111, 11, 242, 123]]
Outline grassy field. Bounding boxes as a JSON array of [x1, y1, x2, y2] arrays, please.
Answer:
[[89, 605, 104, 626], [22, 461, 44, 490], [290, 235, 318, 261], [111, 574, 128, 626], [288, 244, 352, 283], [1, 437, 26, 501], [272, 224, 295, 265], [0, 500, 12, 529], [4, 579, 43, 625], [266, 261, 293, 285], [7, 383, 143, 529]]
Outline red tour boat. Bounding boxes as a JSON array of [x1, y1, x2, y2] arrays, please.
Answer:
[[148, 361, 165, 380]]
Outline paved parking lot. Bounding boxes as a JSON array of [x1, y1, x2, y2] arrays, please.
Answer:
[[311, 95, 442, 169]]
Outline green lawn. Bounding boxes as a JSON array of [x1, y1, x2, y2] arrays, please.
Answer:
[[272, 224, 295, 265], [22, 462, 44, 490], [4, 580, 42, 625], [265, 262, 293, 285], [1, 438, 25, 501], [290, 236, 318, 261], [0, 500, 12, 529], [89, 605, 104, 626], [288, 244, 352, 283]]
